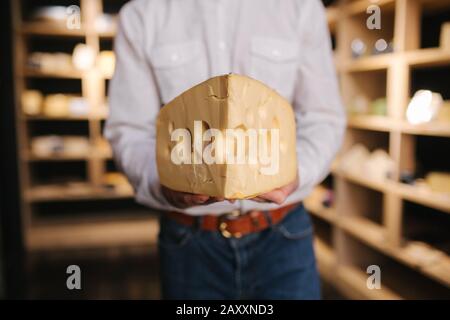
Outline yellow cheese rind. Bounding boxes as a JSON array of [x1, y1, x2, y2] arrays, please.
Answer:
[[156, 74, 297, 199]]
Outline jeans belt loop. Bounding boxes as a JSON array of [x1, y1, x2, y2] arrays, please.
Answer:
[[193, 216, 202, 232], [262, 210, 273, 227]]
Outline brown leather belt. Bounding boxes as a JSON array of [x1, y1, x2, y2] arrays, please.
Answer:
[[166, 203, 298, 238]]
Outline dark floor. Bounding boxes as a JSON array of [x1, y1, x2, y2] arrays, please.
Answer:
[[26, 247, 345, 300]]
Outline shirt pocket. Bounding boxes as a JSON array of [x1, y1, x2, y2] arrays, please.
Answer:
[[150, 40, 208, 103], [249, 37, 299, 101]]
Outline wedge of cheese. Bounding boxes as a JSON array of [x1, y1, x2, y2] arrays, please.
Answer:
[[156, 74, 297, 199]]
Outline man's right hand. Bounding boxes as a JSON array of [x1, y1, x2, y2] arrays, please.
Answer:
[[161, 186, 228, 209]]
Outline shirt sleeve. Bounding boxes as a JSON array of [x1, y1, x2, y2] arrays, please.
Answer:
[[104, 2, 176, 211], [293, 0, 346, 194]]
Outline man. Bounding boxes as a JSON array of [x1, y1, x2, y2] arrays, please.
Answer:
[[105, 0, 345, 299]]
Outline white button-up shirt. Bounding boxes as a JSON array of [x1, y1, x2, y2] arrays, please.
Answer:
[[104, 0, 346, 216]]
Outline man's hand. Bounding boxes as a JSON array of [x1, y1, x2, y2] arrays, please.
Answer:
[[250, 175, 299, 205], [162, 175, 298, 208], [161, 186, 227, 209]]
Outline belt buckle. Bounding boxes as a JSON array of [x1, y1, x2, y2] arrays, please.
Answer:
[[219, 210, 243, 239]]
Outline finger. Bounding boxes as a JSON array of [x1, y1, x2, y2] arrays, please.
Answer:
[[281, 179, 299, 195], [257, 190, 287, 205], [191, 194, 210, 204], [251, 196, 271, 203], [182, 194, 209, 206], [164, 189, 205, 208]]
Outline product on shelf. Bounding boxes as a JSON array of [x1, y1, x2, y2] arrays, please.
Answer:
[[72, 44, 96, 71], [28, 52, 74, 73], [339, 144, 395, 180], [307, 185, 334, 209], [403, 241, 446, 267], [97, 51, 116, 78], [339, 144, 370, 173], [31, 6, 69, 22], [95, 14, 117, 33], [68, 97, 89, 116], [157, 74, 297, 199], [43, 94, 70, 117], [425, 172, 450, 194], [441, 22, 450, 50], [370, 97, 387, 116], [63, 137, 91, 157], [400, 171, 416, 185], [406, 90, 443, 125], [45, 94, 89, 117], [348, 96, 387, 116], [21, 90, 43, 116], [348, 95, 370, 115], [31, 136, 90, 157], [103, 173, 133, 194], [31, 136, 64, 157], [364, 149, 395, 181]]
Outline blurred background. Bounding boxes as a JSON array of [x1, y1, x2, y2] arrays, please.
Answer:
[[0, 0, 449, 299]]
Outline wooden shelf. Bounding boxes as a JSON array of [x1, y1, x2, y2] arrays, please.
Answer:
[[395, 183, 450, 214], [339, 216, 387, 245], [320, 0, 450, 299], [27, 216, 158, 251], [25, 152, 112, 162], [400, 121, 450, 137], [333, 167, 450, 213], [338, 215, 450, 287], [21, 22, 86, 37], [26, 184, 134, 203], [406, 48, 450, 68], [340, 49, 450, 73], [24, 114, 107, 121], [12, 0, 133, 256], [314, 237, 336, 283], [305, 194, 445, 291], [348, 115, 450, 137], [341, 54, 393, 72], [332, 167, 388, 193], [24, 68, 83, 79], [25, 154, 90, 162], [347, 115, 393, 132]]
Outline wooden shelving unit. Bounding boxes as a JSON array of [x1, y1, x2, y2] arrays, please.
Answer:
[[12, 0, 158, 252], [306, 0, 450, 299]]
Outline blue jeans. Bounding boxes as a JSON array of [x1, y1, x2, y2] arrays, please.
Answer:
[[158, 205, 321, 299]]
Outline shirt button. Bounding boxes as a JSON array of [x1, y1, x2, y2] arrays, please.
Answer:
[[272, 49, 281, 57], [171, 53, 179, 62], [218, 41, 226, 50]]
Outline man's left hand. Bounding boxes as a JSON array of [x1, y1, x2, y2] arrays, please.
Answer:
[[250, 175, 299, 205]]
